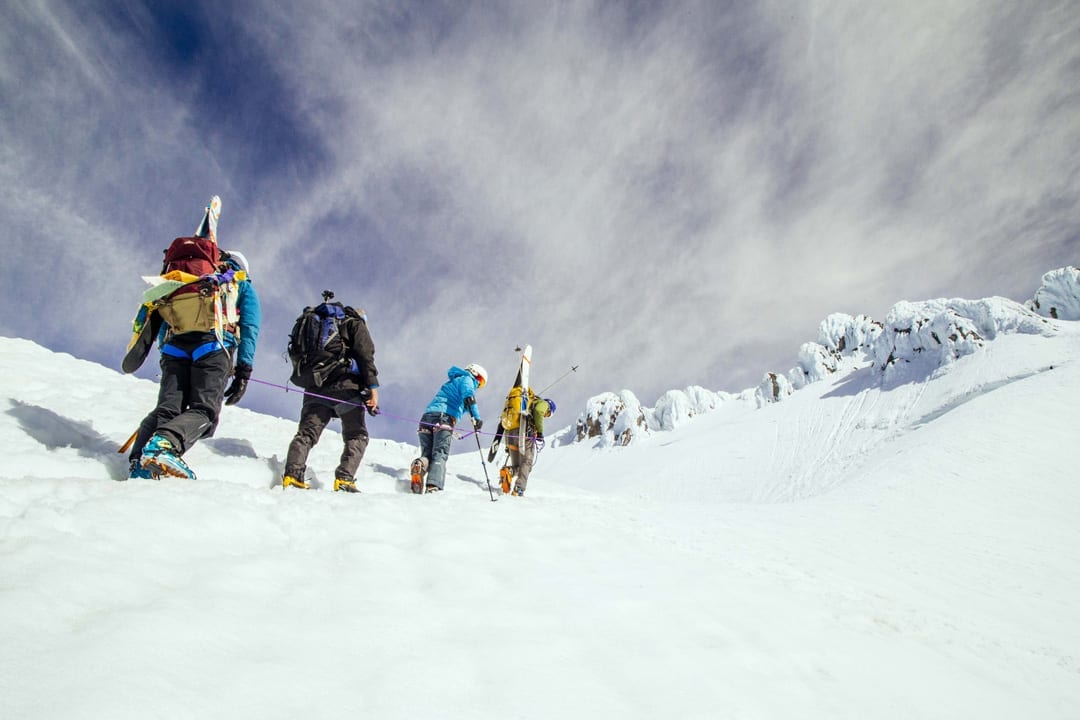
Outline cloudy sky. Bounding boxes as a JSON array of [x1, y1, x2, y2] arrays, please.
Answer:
[[2, 0, 1077, 443]]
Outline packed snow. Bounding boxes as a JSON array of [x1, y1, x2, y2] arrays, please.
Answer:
[[2, 273, 1080, 719]]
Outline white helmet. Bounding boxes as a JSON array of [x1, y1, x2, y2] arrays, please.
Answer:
[[465, 363, 488, 389], [223, 249, 250, 274]]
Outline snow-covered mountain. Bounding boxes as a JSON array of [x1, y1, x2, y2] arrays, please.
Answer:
[[574, 266, 1080, 448], [2, 270, 1079, 719]]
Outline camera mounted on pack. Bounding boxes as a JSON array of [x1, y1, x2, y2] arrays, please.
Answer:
[[288, 290, 365, 390]]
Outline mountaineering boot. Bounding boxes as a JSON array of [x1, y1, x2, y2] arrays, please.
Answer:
[[424, 485, 441, 494], [499, 466, 513, 495], [334, 478, 359, 493], [140, 434, 196, 480], [410, 458, 425, 494], [283, 474, 310, 490], [512, 486, 525, 497], [127, 457, 154, 480]]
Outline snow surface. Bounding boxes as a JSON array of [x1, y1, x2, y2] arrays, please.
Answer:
[[3, 282, 1080, 718]]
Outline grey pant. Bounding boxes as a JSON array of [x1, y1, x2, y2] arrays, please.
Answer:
[[505, 429, 537, 494], [285, 393, 370, 481], [417, 411, 454, 490]]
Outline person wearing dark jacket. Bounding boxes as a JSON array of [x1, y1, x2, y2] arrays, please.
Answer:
[[282, 302, 379, 493], [128, 248, 261, 480]]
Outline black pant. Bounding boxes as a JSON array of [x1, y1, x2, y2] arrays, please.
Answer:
[[285, 390, 370, 481], [129, 333, 232, 460]]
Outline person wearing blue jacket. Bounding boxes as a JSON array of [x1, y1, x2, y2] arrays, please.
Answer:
[[129, 249, 261, 480], [411, 363, 487, 493]]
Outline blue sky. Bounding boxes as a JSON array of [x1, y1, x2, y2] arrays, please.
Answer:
[[2, 0, 1077, 444]]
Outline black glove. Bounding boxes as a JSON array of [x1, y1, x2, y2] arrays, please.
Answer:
[[534, 432, 545, 450], [472, 417, 483, 431], [224, 364, 252, 406], [360, 387, 379, 416]]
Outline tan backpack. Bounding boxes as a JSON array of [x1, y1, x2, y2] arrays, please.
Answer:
[[150, 236, 240, 336]]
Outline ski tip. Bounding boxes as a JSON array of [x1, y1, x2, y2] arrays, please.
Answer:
[[195, 195, 222, 241]]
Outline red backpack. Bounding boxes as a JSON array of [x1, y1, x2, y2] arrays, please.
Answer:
[[162, 236, 221, 281]]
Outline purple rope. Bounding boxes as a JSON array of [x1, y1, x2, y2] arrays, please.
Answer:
[[247, 376, 494, 436]]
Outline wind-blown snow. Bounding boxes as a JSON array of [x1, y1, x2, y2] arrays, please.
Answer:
[[2, 274, 1080, 718]]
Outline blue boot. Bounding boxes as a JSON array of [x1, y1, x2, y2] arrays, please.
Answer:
[[127, 458, 155, 480], [140, 434, 196, 480]]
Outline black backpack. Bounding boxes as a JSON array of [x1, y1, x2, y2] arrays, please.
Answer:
[[287, 298, 361, 389]]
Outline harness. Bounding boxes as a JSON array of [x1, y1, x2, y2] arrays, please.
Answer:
[[161, 338, 229, 362], [419, 413, 456, 434]]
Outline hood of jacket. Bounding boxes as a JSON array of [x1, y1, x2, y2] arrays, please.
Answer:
[[447, 366, 471, 380]]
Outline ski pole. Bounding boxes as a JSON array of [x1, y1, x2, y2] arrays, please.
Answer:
[[473, 429, 497, 502], [118, 428, 139, 454], [536, 364, 579, 395]]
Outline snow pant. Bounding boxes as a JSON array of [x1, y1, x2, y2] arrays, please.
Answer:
[[129, 333, 232, 461], [417, 411, 454, 490], [285, 389, 370, 482], [505, 430, 538, 494]]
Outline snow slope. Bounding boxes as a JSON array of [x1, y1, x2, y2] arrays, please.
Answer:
[[2, 319, 1079, 718]]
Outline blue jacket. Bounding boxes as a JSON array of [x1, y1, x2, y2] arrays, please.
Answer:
[[230, 257, 260, 367], [159, 256, 261, 366], [424, 366, 481, 423]]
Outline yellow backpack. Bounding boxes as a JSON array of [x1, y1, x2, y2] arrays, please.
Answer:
[[500, 386, 537, 431]]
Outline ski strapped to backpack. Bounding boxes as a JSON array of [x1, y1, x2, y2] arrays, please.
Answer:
[[287, 290, 366, 389], [488, 345, 532, 463], [195, 195, 222, 242]]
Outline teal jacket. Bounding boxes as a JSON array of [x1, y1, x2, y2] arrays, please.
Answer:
[[424, 366, 482, 423]]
